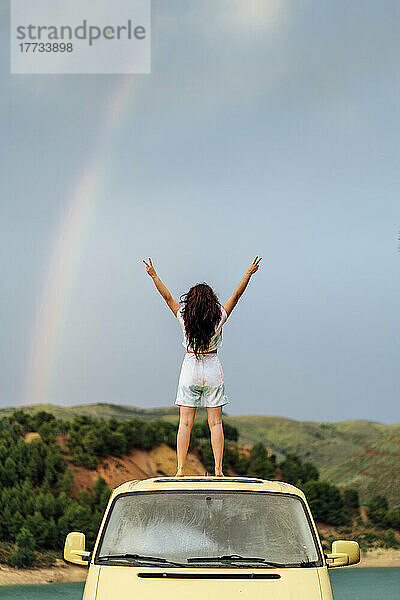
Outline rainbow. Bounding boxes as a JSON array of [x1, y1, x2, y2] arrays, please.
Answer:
[[23, 76, 142, 405]]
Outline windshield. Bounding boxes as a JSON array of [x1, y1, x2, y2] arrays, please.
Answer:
[[96, 491, 321, 567]]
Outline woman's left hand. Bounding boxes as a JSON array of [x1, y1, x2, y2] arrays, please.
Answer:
[[143, 258, 157, 278]]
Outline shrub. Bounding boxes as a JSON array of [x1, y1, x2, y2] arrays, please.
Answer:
[[302, 480, 346, 526], [222, 422, 239, 442], [198, 441, 214, 474], [280, 453, 319, 485], [222, 444, 250, 476], [384, 507, 400, 531], [343, 488, 360, 511], [367, 495, 389, 527], [382, 529, 399, 549], [247, 443, 276, 479], [9, 528, 36, 568]]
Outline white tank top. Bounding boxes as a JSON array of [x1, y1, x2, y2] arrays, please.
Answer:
[[176, 307, 228, 353]]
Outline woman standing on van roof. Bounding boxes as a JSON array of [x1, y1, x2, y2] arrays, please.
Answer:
[[143, 257, 262, 477]]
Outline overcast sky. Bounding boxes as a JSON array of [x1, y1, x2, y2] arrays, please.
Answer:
[[1, 1, 399, 422]]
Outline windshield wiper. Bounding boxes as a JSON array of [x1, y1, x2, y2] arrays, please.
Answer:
[[299, 560, 319, 568], [187, 555, 289, 568], [97, 553, 186, 567]]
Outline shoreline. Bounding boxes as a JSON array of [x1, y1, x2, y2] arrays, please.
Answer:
[[1, 550, 400, 586], [0, 560, 87, 586], [355, 549, 400, 568]]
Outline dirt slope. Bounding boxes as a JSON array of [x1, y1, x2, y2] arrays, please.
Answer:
[[70, 443, 206, 495]]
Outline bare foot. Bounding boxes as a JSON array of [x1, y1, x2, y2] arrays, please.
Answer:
[[214, 471, 224, 477], [175, 469, 185, 477]]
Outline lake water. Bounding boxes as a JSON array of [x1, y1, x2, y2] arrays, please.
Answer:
[[0, 568, 399, 599]]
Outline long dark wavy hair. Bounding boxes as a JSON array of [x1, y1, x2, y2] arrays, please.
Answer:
[[180, 283, 222, 357]]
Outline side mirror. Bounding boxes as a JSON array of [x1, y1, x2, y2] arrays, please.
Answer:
[[64, 532, 91, 566], [326, 540, 360, 568]]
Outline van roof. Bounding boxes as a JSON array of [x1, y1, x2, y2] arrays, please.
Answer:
[[111, 476, 305, 499]]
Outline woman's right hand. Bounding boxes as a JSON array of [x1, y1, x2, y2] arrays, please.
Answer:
[[246, 256, 262, 276], [143, 257, 157, 278]]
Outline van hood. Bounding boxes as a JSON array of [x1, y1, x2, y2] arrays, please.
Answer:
[[95, 566, 324, 599]]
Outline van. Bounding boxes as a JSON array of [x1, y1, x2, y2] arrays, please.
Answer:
[[64, 476, 360, 599]]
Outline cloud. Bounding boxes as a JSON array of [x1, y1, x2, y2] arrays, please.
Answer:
[[215, 0, 287, 36]]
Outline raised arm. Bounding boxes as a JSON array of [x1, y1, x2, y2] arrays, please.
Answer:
[[143, 258, 181, 316], [223, 256, 262, 317]]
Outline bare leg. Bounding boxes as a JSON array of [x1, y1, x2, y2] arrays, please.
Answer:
[[176, 406, 196, 477], [207, 406, 224, 476]]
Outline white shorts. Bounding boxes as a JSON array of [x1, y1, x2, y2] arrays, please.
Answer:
[[175, 353, 229, 408]]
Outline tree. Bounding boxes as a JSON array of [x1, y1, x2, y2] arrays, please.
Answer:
[[108, 431, 128, 457], [27, 439, 47, 485], [57, 503, 94, 546], [302, 481, 345, 526], [142, 423, 160, 450], [386, 508, 400, 531], [222, 444, 249, 475], [56, 468, 74, 495], [2, 508, 24, 539], [25, 511, 50, 549], [38, 422, 56, 443], [93, 477, 111, 512], [247, 443, 276, 479], [34, 491, 56, 519], [280, 454, 319, 486], [301, 461, 319, 483], [33, 411, 57, 431], [3, 457, 17, 487], [199, 441, 214, 473], [367, 495, 389, 527], [383, 529, 399, 549], [343, 488, 360, 512], [222, 422, 239, 442], [123, 419, 146, 448], [83, 430, 106, 457], [9, 528, 36, 568]]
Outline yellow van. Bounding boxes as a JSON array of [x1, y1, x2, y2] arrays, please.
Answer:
[[64, 476, 360, 599]]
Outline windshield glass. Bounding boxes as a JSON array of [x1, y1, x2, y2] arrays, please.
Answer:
[[96, 491, 320, 567]]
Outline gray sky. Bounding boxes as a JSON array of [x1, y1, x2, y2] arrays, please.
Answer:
[[1, 1, 399, 422]]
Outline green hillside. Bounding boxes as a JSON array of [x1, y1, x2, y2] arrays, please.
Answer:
[[2, 403, 400, 506], [4, 404, 398, 467], [223, 416, 400, 469], [322, 432, 400, 507], [0, 403, 178, 422], [3, 407, 397, 569]]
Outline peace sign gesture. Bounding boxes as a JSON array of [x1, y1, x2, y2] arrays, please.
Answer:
[[246, 256, 262, 276], [143, 257, 157, 279]]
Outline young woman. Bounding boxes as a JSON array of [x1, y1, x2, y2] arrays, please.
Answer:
[[143, 256, 262, 477]]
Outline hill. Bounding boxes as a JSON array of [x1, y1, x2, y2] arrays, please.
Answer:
[[3, 403, 400, 506], [67, 442, 206, 496], [4, 403, 399, 469], [322, 432, 400, 507], [223, 416, 400, 469], [0, 403, 178, 422], [0, 407, 399, 570]]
